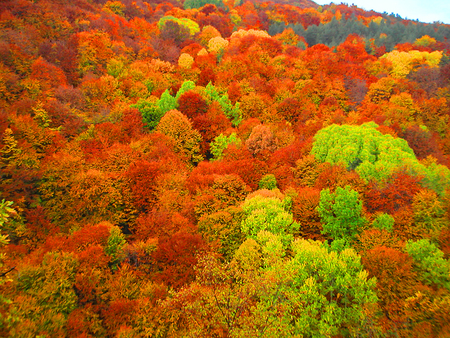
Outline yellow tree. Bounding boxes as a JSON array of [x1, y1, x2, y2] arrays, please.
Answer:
[[156, 110, 204, 166]]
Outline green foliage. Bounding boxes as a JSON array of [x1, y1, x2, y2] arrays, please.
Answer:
[[311, 123, 450, 194], [372, 213, 394, 232], [270, 16, 450, 51], [158, 89, 177, 115], [405, 239, 450, 290], [175, 80, 196, 101], [105, 225, 126, 270], [210, 133, 241, 160], [170, 240, 378, 337], [258, 174, 277, 190], [106, 58, 127, 78], [205, 82, 242, 126], [132, 81, 197, 130], [317, 185, 366, 242], [287, 239, 378, 337], [131, 96, 163, 130], [0, 199, 14, 317], [312, 122, 414, 181], [241, 192, 300, 248], [158, 16, 200, 36], [183, 0, 225, 10]]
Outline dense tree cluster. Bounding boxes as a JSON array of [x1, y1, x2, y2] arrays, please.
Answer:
[[1, 0, 450, 336]]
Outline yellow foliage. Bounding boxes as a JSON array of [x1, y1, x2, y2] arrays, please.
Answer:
[[372, 16, 383, 25], [367, 77, 396, 103], [381, 50, 443, 78], [230, 29, 270, 40], [274, 28, 299, 46], [198, 25, 221, 46], [178, 53, 194, 69], [197, 48, 208, 56], [208, 36, 229, 54], [414, 35, 437, 47]]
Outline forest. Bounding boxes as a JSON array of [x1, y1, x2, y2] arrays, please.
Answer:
[[1, 0, 450, 336]]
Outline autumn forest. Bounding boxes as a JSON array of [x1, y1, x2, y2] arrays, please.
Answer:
[[1, 0, 450, 336]]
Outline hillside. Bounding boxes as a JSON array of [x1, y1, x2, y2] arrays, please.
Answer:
[[1, 0, 450, 336]]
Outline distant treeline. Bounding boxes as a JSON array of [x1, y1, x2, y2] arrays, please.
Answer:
[[269, 15, 450, 51]]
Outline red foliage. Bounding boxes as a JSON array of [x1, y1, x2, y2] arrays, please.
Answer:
[[292, 186, 323, 240], [125, 160, 161, 212], [30, 57, 67, 90], [361, 245, 424, 328], [152, 231, 206, 289], [401, 125, 446, 163], [24, 206, 59, 242], [101, 299, 138, 334], [177, 91, 208, 119], [68, 223, 111, 252], [365, 171, 422, 214], [197, 67, 216, 86], [131, 209, 193, 240]]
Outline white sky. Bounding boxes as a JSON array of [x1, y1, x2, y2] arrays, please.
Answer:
[[315, 1, 450, 24]]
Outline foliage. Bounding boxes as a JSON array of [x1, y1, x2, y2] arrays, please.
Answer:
[[258, 174, 277, 190], [184, 0, 225, 10], [405, 239, 450, 289], [311, 123, 450, 194], [241, 192, 299, 248], [156, 110, 204, 165], [371, 213, 394, 232], [158, 16, 200, 36], [1, 0, 450, 336], [105, 224, 127, 270], [210, 133, 241, 160], [317, 185, 366, 243]]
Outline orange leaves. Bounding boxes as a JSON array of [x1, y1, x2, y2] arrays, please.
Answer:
[[151, 231, 206, 289], [125, 160, 161, 212], [365, 171, 422, 214], [30, 57, 67, 91]]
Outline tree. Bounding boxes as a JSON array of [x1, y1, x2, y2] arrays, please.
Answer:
[[0, 199, 15, 329], [165, 239, 378, 337], [405, 239, 450, 290], [311, 122, 450, 195], [245, 124, 278, 157], [317, 185, 366, 244], [10, 251, 79, 337], [105, 224, 126, 271], [210, 133, 241, 160], [241, 191, 300, 248], [156, 110, 204, 166]]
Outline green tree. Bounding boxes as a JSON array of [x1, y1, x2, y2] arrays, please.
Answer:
[[317, 185, 366, 243], [258, 174, 277, 190], [105, 224, 126, 271], [183, 0, 224, 9], [166, 240, 379, 337], [311, 122, 450, 194], [210, 133, 241, 160], [0, 199, 15, 329], [205, 82, 242, 126], [175, 80, 196, 101], [372, 213, 394, 232], [241, 192, 300, 248], [405, 239, 450, 290], [131, 96, 163, 130]]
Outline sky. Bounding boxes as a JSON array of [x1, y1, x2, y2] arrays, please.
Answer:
[[314, 1, 450, 24]]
